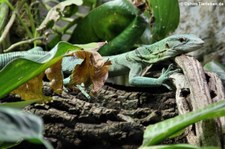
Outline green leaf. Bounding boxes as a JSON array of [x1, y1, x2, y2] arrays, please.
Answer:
[[99, 15, 147, 55], [141, 100, 225, 146], [70, 0, 146, 55], [70, 0, 139, 43], [0, 41, 81, 99], [139, 144, 219, 149], [204, 60, 225, 80], [0, 99, 39, 109], [0, 107, 53, 149], [148, 0, 180, 43]]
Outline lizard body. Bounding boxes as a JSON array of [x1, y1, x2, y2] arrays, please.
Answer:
[[0, 34, 204, 88], [63, 34, 204, 87], [0, 47, 46, 69]]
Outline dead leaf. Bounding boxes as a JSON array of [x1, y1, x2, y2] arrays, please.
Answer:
[[69, 50, 111, 95], [37, 0, 83, 31], [12, 73, 51, 102], [45, 60, 63, 94]]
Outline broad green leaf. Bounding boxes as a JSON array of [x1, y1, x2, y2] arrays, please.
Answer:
[[204, 60, 225, 80], [0, 41, 81, 99], [139, 144, 219, 149], [148, 0, 180, 43], [141, 100, 225, 146], [70, 0, 146, 55], [99, 15, 147, 55], [70, 0, 139, 42], [37, 0, 83, 31], [0, 99, 39, 109], [0, 107, 53, 149]]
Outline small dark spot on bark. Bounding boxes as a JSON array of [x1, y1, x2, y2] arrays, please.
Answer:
[[210, 90, 217, 99], [205, 73, 210, 83], [180, 88, 190, 97]]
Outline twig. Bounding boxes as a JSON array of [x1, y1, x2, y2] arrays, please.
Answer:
[[0, 11, 16, 45], [4, 36, 44, 52]]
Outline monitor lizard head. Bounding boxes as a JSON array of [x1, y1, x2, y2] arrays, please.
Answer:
[[164, 34, 204, 56]]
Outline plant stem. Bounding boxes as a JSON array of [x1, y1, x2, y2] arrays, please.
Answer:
[[4, 36, 44, 52], [24, 3, 36, 35], [61, 18, 79, 34], [0, 11, 16, 45], [3, 0, 14, 11]]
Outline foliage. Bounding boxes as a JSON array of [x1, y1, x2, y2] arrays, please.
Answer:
[[139, 144, 218, 149], [37, 0, 83, 31], [99, 15, 146, 55], [37, 0, 180, 55], [148, 0, 180, 43], [0, 2, 8, 33], [0, 107, 53, 149], [0, 0, 223, 148], [204, 60, 225, 80], [0, 41, 106, 101], [0, 42, 81, 100], [69, 50, 111, 95], [141, 99, 225, 148], [69, 0, 147, 55], [0, 100, 40, 109]]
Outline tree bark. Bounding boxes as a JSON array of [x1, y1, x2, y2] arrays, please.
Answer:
[[23, 85, 185, 148]]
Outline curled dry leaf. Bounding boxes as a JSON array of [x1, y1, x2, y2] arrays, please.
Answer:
[[45, 59, 63, 94], [69, 50, 111, 95]]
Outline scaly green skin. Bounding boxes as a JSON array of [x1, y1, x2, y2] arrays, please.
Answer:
[[0, 34, 204, 88], [100, 34, 204, 87], [0, 47, 46, 69]]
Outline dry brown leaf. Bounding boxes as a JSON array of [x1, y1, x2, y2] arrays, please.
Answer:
[[69, 50, 111, 95], [12, 73, 51, 102], [45, 60, 63, 94]]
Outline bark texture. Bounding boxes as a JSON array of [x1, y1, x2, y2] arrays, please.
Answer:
[[171, 55, 225, 148], [23, 85, 184, 149]]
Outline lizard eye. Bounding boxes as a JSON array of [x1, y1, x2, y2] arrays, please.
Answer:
[[165, 43, 170, 48], [178, 38, 185, 42]]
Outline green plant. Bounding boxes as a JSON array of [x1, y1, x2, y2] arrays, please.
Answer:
[[148, 0, 180, 43], [0, 107, 53, 149], [0, 0, 220, 148], [140, 100, 225, 148], [0, 42, 81, 98]]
